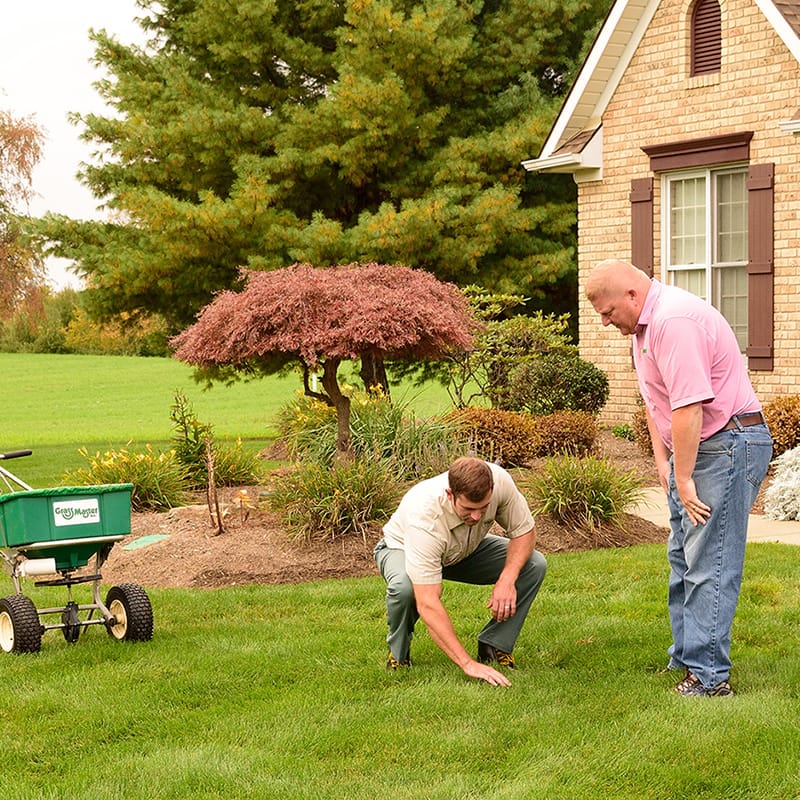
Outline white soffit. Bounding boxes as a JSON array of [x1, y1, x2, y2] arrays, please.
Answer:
[[521, 127, 603, 182], [779, 116, 800, 133], [525, 0, 800, 170], [537, 0, 662, 160]]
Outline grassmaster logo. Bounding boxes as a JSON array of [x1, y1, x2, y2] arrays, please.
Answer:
[[53, 499, 100, 527]]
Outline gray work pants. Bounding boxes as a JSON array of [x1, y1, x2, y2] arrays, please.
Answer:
[[374, 534, 547, 661]]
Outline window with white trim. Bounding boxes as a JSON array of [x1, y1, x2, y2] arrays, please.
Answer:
[[663, 165, 748, 351]]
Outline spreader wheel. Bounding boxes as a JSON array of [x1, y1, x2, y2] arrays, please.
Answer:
[[105, 583, 153, 642], [0, 594, 43, 654], [61, 601, 82, 644]]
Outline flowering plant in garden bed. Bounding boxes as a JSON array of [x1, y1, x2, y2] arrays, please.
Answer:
[[64, 445, 192, 512]]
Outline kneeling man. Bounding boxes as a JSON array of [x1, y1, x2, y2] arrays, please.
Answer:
[[374, 457, 546, 686]]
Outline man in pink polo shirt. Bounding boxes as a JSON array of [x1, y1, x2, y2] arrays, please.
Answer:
[[586, 259, 773, 697]]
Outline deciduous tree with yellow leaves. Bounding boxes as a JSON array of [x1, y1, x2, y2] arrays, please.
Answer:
[[0, 109, 45, 317]]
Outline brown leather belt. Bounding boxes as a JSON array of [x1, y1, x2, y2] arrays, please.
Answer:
[[721, 412, 765, 432]]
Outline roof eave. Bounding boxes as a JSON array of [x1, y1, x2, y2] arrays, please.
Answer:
[[536, 0, 661, 160], [522, 126, 604, 183], [779, 117, 800, 134], [754, 0, 800, 62]]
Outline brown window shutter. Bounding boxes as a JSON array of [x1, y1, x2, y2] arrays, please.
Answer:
[[691, 0, 721, 76], [747, 163, 774, 371], [630, 178, 654, 277]]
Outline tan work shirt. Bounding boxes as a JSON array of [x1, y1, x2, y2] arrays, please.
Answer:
[[382, 463, 535, 585]]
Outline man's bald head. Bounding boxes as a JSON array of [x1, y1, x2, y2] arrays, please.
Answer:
[[584, 259, 652, 336]]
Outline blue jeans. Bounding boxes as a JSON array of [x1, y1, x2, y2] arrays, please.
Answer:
[[665, 422, 772, 688], [374, 535, 547, 662]]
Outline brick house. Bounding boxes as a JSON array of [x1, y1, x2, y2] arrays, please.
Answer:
[[523, 0, 800, 425]]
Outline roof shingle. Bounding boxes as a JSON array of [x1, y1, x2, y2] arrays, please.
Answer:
[[774, 0, 800, 36]]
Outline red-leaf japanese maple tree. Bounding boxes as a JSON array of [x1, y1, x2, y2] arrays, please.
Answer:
[[171, 263, 478, 459]]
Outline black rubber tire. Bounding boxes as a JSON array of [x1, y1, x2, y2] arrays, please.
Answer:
[[61, 602, 82, 644], [105, 583, 154, 642], [0, 594, 43, 654]]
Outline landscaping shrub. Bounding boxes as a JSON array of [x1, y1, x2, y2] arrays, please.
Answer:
[[504, 348, 609, 416], [611, 423, 636, 442], [262, 458, 401, 541], [763, 446, 800, 521], [276, 392, 337, 461], [526, 455, 645, 529], [530, 410, 598, 457], [275, 390, 462, 479], [483, 312, 574, 408], [210, 439, 265, 485], [383, 413, 464, 480], [447, 406, 539, 467], [171, 390, 263, 488], [763, 395, 800, 457], [64, 445, 193, 511]]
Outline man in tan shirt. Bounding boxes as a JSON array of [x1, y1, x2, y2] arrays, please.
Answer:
[[374, 457, 547, 686]]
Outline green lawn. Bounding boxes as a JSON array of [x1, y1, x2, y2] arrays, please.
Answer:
[[1, 354, 799, 798], [2, 351, 316, 444], [0, 543, 798, 799], [0, 352, 452, 488]]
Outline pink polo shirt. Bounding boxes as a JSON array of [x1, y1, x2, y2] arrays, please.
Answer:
[[632, 280, 761, 451]]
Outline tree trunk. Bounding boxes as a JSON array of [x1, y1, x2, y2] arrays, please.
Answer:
[[359, 350, 390, 398], [320, 357, 352, 460], [302, 363, 332, 405]]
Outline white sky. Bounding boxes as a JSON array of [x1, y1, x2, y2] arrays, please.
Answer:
[[1, 1, 144, 289]]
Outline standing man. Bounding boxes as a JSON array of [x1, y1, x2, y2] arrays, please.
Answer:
[[374, 456, 547, 686], [585, 259, 773, 697]]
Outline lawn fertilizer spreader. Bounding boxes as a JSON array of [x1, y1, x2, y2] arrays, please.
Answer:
[[0, 449, 153, 653]]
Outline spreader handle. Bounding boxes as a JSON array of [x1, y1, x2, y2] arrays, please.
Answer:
[[0, 450, 32, 460]]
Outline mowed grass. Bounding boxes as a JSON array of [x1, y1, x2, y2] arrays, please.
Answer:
[[2, 353, 800, 798], [1, 544, 799, 799], [2, 351, 326, 444], [0, 352, 451, 487]]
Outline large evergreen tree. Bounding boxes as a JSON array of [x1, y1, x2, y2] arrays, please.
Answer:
[[35, 0, 610, 331]]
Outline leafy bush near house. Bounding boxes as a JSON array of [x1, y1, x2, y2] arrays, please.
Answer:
[[530, 410, 598, 457], [447, 407, 600, 466], [64, 445, 193, 511], [441, 291, 576, 410], [262, 458, 401, 541], [525, 455, 645, 529], [763, 447, 800, 521], [504, 348, 610, 416], [483, 312, 575, 408], [447, 406, 539, 467], [763, 395, 800, 457]]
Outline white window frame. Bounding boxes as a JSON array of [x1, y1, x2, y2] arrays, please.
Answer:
[[661, 164, 749, 350]]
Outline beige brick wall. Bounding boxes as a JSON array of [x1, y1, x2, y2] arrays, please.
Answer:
[[578, 0, 800, 425]]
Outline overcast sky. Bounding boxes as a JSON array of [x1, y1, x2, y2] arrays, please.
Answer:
[[1, 1, 144, 289]]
